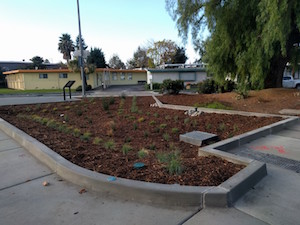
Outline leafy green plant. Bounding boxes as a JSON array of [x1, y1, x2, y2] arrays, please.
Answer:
[[206, 123, 212, 131], [200, 102, 232, 110], [137, 117, 145, 123], [153, 112, 159, 118], [144, 130, 149, 138], [138, 148, 148, 159], [163, 133, 170, 141], [171, 127, 179, 134], [76, 109, 83, 116], [159, 123, 167, 129], [129, 115, 136, 120], [52, 107, 57, 112], [162, 79, 184, 95], [109, 97, 115, 105], [73, 128, 81, 137], [80, 132, 91, 142], [125, 137, 131, 143], [149, 120, 155, 126], [157, 150, 182, 175], [64, 106, 71, 110], [173, 115, 179, 122], [122, 144, 132, 156], [133, 123, 138, 130], [102, 98, 109, 111], [131, 96, 138, 113], [218, 123, 226, 132], [104, 139, 115, 150], [233, 124, 239, 133], [93, 137, 103, 145], [184, 118, 190, 124], [149, 143, 156, 150]]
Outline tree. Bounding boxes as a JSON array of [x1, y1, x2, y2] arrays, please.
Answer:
[[147, 39, 178, 67], [166, 0, 300, 88], [172, 47, 188, 64], [30, 56, 45, 69], [127, 46, 149, 68], [58, 33, 75, 63], [87, 47, 106, 68], [75, 35, 88, 50], [109, 54, 126, 69]]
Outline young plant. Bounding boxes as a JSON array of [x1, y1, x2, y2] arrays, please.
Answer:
[[218, 123, 226, 132], [205, 123, 212, 131], [138, 148, 148, 159], [144, 130, 149, 138], [73, 128, 81, 137], [133, 123, 138, 130], [184, 118, 190, 124], [153, 112, 159, 118], [149, 120, 155, 126], [149, 143, 156, 150], [131, 96, 138, 113], [102, 98, 109, 111], [137, 117, 145, 123], [103, 139, 115, 150], [163, 133, 170, 141], [159, 123, 167, 129], [122, 144, 132, 156], [80, 132, 91, 142], [171, 127, 179, 134], [93, 137, 103, 145], [124, 137, 131, 143], [109, 97, 115, 105]]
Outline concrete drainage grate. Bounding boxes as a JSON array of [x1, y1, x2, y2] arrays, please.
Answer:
[[232, 148, 300, 173]]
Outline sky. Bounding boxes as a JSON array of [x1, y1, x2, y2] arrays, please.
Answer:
[[0, 0, 200, 65]]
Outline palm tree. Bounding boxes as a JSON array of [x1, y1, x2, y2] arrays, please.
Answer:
[[58, 33, 75, 63]]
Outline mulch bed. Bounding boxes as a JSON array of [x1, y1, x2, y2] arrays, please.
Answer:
[[0, 96, 281, 186]]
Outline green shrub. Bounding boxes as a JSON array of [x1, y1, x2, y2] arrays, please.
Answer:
[[73, 128, 81, 137], [159, 123, 167, 129], [149, 120, 155, 126], [184, 118, 190, 124], [198, 79, 217, 94], [162, 79, 184, 95]]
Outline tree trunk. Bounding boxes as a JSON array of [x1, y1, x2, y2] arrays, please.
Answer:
[[264, 55, 288, 88]]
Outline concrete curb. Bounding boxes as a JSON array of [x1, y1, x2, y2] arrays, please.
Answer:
[[0, 116, 268, 209]]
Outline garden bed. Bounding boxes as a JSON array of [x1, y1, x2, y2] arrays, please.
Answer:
[[0, 96, 281, 186]]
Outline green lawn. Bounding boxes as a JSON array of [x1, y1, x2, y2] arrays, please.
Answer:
[[0, 88, 76, 95]]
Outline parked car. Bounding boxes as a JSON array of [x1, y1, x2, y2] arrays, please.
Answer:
[[282, 75, 300, 89]]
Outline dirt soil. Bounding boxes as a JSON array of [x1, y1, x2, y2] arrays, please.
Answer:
[[158, 88, 300, 114], [0, 96, 281, 186]]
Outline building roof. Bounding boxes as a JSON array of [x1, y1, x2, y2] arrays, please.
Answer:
[[147, 67, 206, 73], [3, 68, 147, 75]]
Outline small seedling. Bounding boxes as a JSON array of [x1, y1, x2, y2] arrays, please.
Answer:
[[184, 118, 190, 124], [122, 144, 132, 156], [144, 131, 149, 138], [73, 128, 81, 137], [138, 148, 148, 159], [93, 137, 103, 145], [159, 123, 167, 129], [76, 110, 83, 116], [154, 127, 160, 133], [138, 117, 145, 123], [109, 97, 115, 105], [80, 132, 91, 142], [149, 120, 155, 126], [153, 112, 159, 118], [205, 123, 212, 131], [173, 115, 179, 122], [218, 123, 226, 132], [149, 143, 156, 150], [102, 98, 109, 111], [163, 133, 170, 141], [171, 127, 179, 134], [104, 140, 115, 150], [124, 137, 131, 143], [133, 123, 138, 130]]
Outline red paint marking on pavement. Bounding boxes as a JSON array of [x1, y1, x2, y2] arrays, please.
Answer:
[[250, 145, 287, 154]]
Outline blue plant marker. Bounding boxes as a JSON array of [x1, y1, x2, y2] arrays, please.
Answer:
[[107, 176, 116, 181], [133, 162, 145, 169]]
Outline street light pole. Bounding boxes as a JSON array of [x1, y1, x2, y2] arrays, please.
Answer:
[[76, 0, 86, 97]]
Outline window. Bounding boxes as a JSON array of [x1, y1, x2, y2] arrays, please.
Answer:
[[59, 73, 68, 78], [112, 72, 117, 80], [39, 74, 48, 79], [283, 76, 291, 80], [120, 73, 125, 80], [128, 73, 132, 80]]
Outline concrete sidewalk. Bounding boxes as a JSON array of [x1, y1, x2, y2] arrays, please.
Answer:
[[0, 130, 195, 225], [184, 121, 300, 225]]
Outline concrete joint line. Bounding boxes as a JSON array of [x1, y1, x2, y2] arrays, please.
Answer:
[[0, 146, 24, 153], [0, 173, 54, 192]]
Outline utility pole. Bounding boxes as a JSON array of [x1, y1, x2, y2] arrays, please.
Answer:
[[76, 0, 86, 97]]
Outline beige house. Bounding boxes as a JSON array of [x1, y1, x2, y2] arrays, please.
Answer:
[[3, 68, 147, 90]]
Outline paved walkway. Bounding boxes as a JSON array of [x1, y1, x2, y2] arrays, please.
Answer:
[[0, 130, 194, 225]]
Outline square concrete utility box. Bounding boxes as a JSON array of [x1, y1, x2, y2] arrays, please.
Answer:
[[180, 131, 218, 146]]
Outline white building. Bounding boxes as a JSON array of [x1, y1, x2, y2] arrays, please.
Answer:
[[146, 64, 207, 88]]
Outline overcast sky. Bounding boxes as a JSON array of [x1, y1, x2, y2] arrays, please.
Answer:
[[0, 0, 199, 64]]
